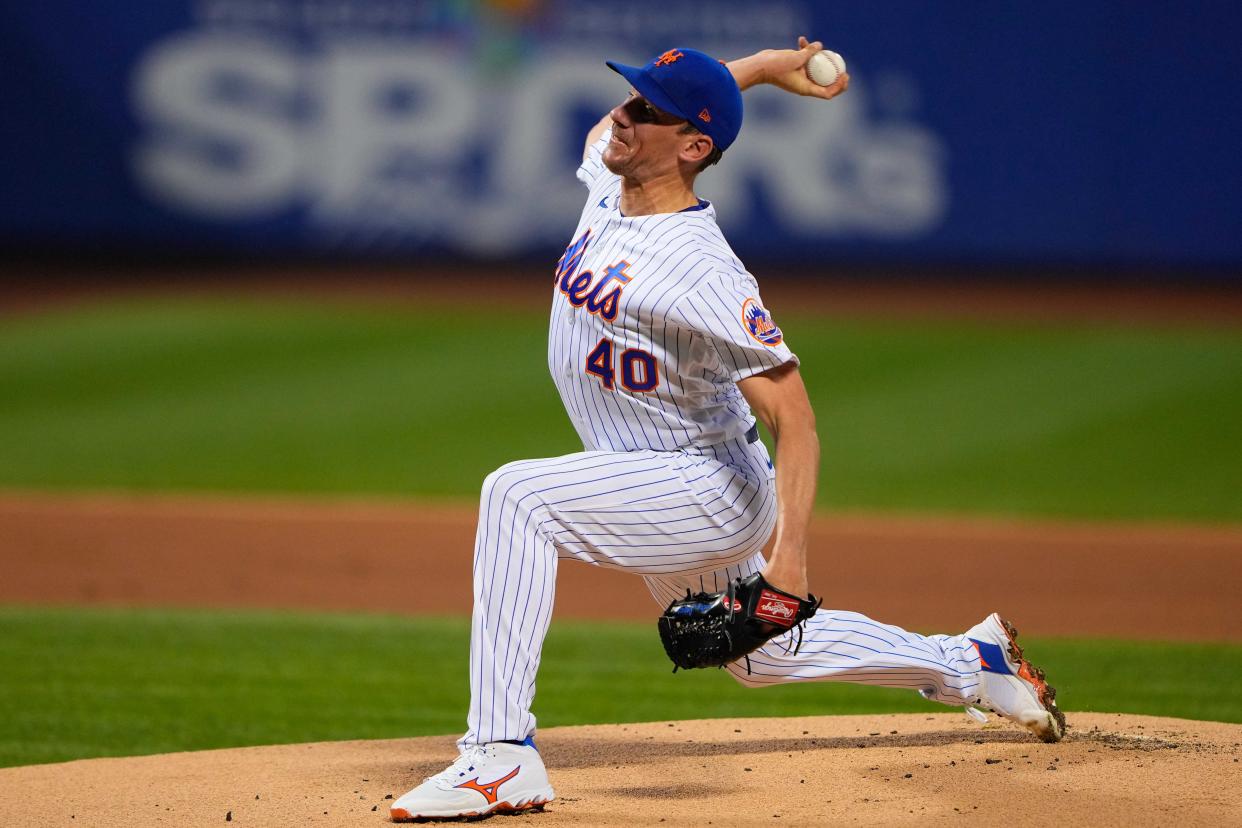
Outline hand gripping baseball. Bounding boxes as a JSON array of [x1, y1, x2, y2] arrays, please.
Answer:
[[760, 36, 850, 101], [657, 572, 822, 673]]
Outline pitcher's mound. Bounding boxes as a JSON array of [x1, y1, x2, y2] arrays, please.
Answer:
[[2, 713, 1238, 827]]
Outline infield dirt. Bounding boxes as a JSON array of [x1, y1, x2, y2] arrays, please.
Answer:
[[1, 713, 1239, 827], [2, 491, 1239, 640]]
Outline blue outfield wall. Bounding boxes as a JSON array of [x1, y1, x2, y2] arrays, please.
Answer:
[[1, 1, 1239, 270]]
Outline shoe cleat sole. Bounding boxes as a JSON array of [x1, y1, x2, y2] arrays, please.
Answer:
[[997, 616, 1067, 743], [390, 797, 551, 822]]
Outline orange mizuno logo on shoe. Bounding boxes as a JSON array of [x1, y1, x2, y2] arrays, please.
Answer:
[[654, 49, 684, 67], [455, 766, 520, 805]]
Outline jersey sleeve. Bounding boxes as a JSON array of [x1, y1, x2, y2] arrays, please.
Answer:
[[672, 270, 798, 383], [576, 125, 613, 189]]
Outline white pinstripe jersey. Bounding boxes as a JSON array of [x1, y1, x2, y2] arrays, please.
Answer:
[[548, 128, 797, 453]]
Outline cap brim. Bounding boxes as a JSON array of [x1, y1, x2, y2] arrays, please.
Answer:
[[606, 61, 690, 124]]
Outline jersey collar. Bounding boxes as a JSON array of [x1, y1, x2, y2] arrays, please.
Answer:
[[616, 197, 711, 218]]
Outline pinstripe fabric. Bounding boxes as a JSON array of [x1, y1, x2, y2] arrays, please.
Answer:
[[643, 555, 981, 704], [464, 435, 777, 745], [551, 127, 796, 453], [458, 128, 982, 747]]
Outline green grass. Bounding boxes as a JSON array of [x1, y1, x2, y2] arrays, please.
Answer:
[[0, 299, 577, 498], [1, 296, 1240, 521], [1, 606, 1238, 768]]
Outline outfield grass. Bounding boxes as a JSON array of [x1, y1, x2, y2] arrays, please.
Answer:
[[1, 607, 1238, 769], [1, 296, 1239, 521]]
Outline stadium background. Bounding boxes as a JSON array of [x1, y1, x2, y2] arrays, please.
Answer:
[[1, 1, 1240, 819]]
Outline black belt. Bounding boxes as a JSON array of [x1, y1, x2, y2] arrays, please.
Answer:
[[745, 423, 760, 443]]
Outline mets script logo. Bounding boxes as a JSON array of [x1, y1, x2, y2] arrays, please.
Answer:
[[741, 298, 783, 346], [653, 49, 684, 67], [554, 229, 632, 322]]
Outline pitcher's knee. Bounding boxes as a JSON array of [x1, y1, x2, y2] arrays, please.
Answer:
[[480, 461, 543, 513]]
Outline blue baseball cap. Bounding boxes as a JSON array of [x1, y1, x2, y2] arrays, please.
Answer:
[[606, 48, 744, 151]]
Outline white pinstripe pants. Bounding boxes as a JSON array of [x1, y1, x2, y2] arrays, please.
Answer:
[[463, 435, 981, 746]]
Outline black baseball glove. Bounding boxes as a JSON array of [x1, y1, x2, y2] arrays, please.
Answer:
[[657, 572, 822, 673]]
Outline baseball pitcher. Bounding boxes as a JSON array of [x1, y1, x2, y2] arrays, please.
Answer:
[[390, 37, 1063, 822]]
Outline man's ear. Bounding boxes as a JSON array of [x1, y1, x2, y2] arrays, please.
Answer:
[[680, 134, 715, 165]]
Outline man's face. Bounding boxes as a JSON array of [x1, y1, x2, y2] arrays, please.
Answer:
[[602, 92, 691, 179]]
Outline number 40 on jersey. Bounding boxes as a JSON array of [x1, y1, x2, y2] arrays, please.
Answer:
[[585, 339, 659, 393]]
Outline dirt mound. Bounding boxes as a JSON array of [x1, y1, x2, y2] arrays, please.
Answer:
[[2, 713, 1237, 827]]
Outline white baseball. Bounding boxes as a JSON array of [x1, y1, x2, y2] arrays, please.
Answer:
[[806, 50, 846, 87]]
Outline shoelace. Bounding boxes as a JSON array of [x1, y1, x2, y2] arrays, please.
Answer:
[[963, 705, 989, 724], [427, 744, 492, 789]]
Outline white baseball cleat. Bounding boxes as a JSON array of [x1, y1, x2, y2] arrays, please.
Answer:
[[390, 737, 554, 821], [965, 613, 1066, 743]]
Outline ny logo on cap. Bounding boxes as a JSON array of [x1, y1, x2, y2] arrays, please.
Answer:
[[653, 49, 684, 67]]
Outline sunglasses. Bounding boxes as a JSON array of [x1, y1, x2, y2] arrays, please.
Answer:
[[624, 94, 687, 126]]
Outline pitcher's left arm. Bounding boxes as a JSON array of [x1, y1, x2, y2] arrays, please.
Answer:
[[738, 361, 819, 597]]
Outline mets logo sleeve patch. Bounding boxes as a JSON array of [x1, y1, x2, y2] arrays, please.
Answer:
[[741, 298, 783, 346], [671, 274, 797, 386]]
